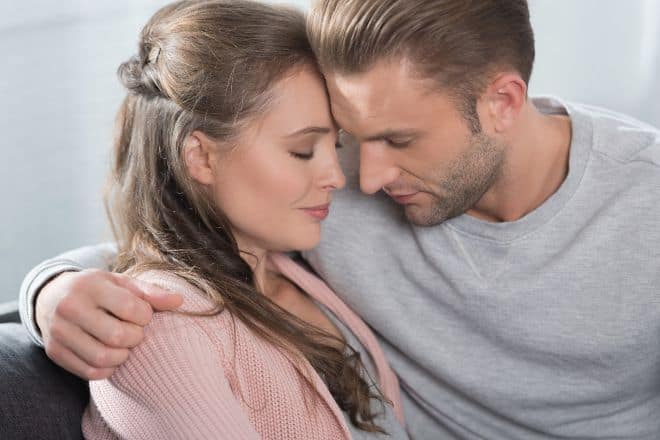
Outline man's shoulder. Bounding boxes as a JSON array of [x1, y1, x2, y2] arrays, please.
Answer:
[[569, 100, 660, 169]]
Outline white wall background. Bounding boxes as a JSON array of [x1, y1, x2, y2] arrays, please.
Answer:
[[529, 0, 660, 125], [1, 1, 659, 303]]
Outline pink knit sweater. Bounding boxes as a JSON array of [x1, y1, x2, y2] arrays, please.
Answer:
[[82, 253, 404, 439]]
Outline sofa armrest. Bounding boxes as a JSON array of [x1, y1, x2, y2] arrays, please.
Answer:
[[0, 300, 19, 324], [0, 323, 88, 439]]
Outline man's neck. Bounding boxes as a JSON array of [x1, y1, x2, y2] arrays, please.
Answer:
[[467, 103, 573, 223]]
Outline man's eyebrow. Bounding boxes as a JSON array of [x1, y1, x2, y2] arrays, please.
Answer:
[[363, 129, 420, 142], [285, 126, 332, 138]]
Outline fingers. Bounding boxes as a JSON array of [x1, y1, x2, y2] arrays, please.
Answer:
[[50, 318, 131, 370], [143, 288, 184, 311], [75, 307, 145, 349], [92, 276, 154, 327], [36, 268, 184, 382], [44, 336, 117, 381], [113, 273, 184, 312], [53, 273, 152, 330]]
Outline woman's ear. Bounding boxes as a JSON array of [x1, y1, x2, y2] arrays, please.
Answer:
[[184, 131, 218, 186]]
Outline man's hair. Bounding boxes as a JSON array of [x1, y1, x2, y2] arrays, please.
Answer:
[[307, 0, 535, 131]]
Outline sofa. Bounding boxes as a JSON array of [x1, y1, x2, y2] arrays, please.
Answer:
[[0, 300, 88, 439]]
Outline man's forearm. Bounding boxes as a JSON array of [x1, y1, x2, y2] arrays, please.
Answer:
[[19, 242, 119, 346]]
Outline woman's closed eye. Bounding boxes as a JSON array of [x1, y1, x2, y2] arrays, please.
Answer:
[[290, 150, 314, 160], [290, 141, 342, 160]]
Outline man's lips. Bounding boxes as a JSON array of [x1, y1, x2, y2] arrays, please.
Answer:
[[301, 203, 330, 220], [387, 192, 419, 204]]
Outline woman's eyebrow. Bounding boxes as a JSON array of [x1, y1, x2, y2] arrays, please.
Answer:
[[285, 126, 332, 137]]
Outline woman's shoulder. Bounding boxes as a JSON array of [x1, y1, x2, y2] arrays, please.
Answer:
[[85, 270, 262, 440], [131, 269, 221, 314], [119, 269, 241, 357]]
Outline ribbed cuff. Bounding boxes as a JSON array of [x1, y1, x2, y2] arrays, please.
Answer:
[[18, 259, 84, 347]]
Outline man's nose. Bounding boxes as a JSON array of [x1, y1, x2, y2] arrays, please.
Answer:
[[359, 143, 399, 194]]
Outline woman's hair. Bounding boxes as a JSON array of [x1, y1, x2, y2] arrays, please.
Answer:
[[106, 0, 386, 433]]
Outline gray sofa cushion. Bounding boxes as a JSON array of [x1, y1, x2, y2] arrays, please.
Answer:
[[0, 323, 88, 439]]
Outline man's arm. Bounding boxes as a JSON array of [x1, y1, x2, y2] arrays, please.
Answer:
[[18, 243, 182, 380], [19, 243, 118, 346]]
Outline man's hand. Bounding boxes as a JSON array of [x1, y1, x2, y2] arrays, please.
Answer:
[[35, 269, 183, 380]]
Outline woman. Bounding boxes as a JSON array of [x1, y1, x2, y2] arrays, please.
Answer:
[[82, 1, 407, 439]]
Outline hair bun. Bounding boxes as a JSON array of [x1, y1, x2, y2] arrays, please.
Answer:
[[117, 49, 165, 98], [118, 55, 144, 92]]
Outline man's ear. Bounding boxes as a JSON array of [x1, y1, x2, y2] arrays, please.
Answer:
[[184, 131, 218, 186], [483, 72, 527, 133]]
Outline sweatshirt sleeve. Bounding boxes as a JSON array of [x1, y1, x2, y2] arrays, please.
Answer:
[[18, 242, 119, 347], [84, 309, 261, 440]]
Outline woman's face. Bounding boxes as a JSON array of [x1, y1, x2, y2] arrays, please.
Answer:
[[210, 66, 346, 254]]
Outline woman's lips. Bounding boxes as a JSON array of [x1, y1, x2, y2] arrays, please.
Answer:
[[301, 204, 330, 220]]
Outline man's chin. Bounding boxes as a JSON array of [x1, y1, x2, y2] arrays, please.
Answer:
[[403, 203, 457, 227], [404, 205, 438, 227]]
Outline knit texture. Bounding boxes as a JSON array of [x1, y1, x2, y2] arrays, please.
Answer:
[[82, 253, 403, 439]]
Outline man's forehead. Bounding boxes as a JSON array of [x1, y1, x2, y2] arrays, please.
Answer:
[[325, 65, 448, 139], [325, 73, 385, 117], [326, 75, 407, 130]]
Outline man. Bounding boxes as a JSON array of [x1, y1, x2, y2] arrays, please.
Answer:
[[19, 1, 660, 438]]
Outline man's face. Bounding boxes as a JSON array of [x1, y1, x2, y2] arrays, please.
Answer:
[[325, 59, 506, 226]]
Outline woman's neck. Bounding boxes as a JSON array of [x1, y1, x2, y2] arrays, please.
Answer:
[[238, 244, 280, 298]]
